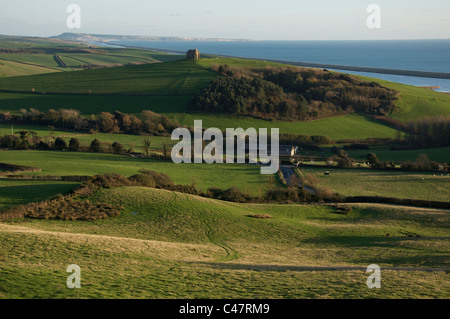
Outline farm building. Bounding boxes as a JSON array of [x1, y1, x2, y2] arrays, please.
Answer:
[[244, 144, 299, 156], [186, 49, 200, 60]]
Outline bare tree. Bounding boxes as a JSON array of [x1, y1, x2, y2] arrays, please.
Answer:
[[143, 138, 152, 157]]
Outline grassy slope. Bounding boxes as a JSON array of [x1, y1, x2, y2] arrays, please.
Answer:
[[1, 53, 442, 139], [0, 53, 65, 70], [0, 150, 269, 195], [302, 167, 450, 202], [0, 59, 62, 77], [0, 92, 191, 115], [175, 113, 397, 140], [0, 187, 448, 298], [0, 37, 182, 77], [0, 180, 78, 209], [355, 75, 450, 121], [0, 53, 402, 137], [0, 60, 214, 94]]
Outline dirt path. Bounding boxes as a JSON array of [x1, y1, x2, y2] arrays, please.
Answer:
[[280, 165, 317, 195], [1, 222, 448, 273]]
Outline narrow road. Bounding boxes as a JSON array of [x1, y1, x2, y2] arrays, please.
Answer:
[[280, 165, 317, 195]]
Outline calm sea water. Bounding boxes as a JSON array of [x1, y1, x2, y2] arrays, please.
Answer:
[[112, 39, 450, 92]]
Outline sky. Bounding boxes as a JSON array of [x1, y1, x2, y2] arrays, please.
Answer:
[[0, 0, 449, 40]]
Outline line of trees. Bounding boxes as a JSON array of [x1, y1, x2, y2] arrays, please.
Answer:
[[190, 65, 397, 121], [2, 108, 180, 136], [404, 116, 450, 149], [0, 132, 128, 155]]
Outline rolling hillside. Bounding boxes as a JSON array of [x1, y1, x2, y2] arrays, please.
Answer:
[[356, 75, 450, 121], [0, 60, 213, 94], [0, 36, 182, 77], [1, 186, 448, 298]]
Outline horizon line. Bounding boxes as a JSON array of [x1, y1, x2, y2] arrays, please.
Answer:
[[1, 32, 450, 42]]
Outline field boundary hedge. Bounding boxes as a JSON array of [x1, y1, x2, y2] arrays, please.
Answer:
[[0, 175, 91, 182], [344, 196, 450, 209]]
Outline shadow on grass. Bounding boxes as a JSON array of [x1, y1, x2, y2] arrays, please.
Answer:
[[187, 262, 449, 273]]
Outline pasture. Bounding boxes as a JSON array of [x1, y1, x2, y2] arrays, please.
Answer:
[[0, 187, 448, 298], [0, 150, 269, 195], [355, 75, 450, 121], [0, 180, 79, 209], [302, 167, 450, 202], [0, 60, 215, 94]]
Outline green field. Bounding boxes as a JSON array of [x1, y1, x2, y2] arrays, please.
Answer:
[[0, 180, 79, 209], [0, 53, 66, 70], [0, 59, 62, 77], [0, 60, 214, 94], [174, 113, 397, 140], [355, 75, 450, 121], [0, 112, 398, 142], [0, 186, 448, 298], [302, 167, 450, 202], [1, 49, 447, 141], [0, 150, 269, 195], [0, 92, 192, 115], [0, 36, 183, 77], [1, 38, 450, 300]]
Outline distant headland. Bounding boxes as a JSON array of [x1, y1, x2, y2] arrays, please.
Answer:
[[50, 33, 254, 43]]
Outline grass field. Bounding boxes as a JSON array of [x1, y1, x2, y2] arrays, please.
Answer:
[[0, 36, 183, 77], [0, 180, 78, 209], [0, 111, 398, 141], [0, 186, 448, 298], [0, 60, 214, 94], [0, 150, 269, 195], [1, 37, 449, 300], [0, 59, 62, 77], [354, 75, 450, 121], [302, 167, 450, 202], [0, 92, 192, 115], [174, 113, 397, 140], [0, 53, 67, 70], [1, 52, 444, 141]]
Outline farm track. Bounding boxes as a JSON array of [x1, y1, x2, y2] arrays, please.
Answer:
[[180, 192, 239, 261], [3, 222, 446, 274], [280, 165, 317, 195]]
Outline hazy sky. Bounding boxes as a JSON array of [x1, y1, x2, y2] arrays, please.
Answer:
[[1, 0, 449, 40]]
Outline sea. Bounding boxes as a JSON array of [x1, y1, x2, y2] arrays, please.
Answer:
[[109, 39, 450, 92]]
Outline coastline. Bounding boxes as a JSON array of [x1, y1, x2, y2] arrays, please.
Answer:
[[94, 41, 450, 91]]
